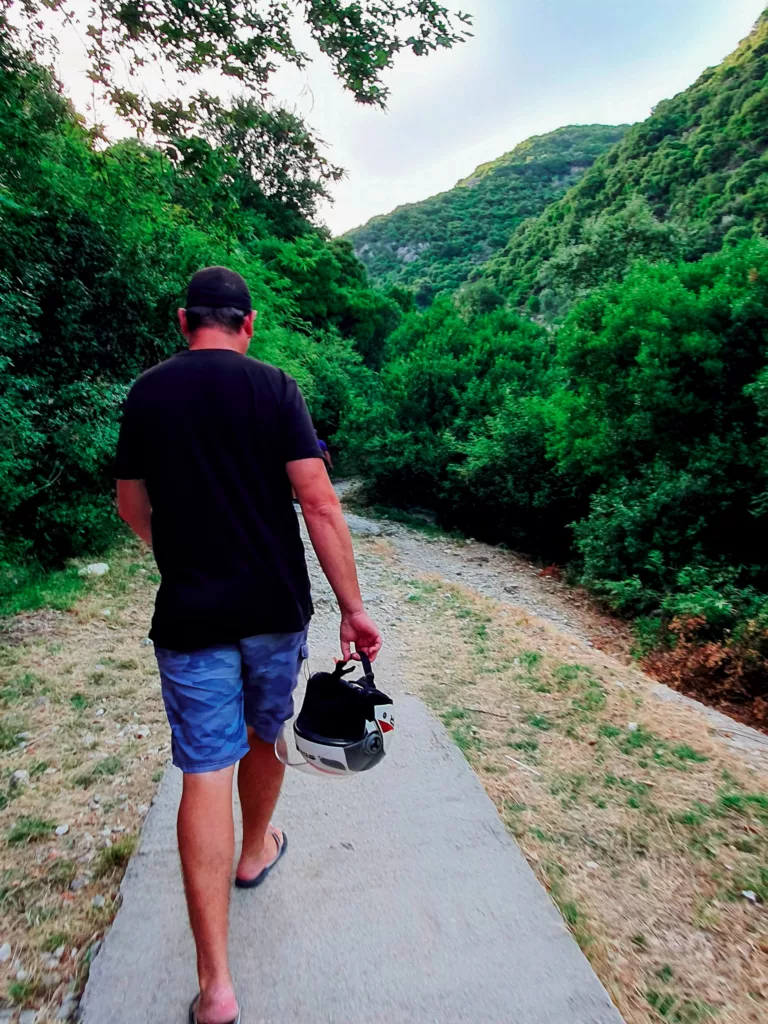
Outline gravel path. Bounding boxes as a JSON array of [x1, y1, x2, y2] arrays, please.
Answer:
[[333, 483, 629, 653]]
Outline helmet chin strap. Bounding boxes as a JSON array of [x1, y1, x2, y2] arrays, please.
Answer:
[[335, 651, 375, 686], [358, 651, 374, 683]]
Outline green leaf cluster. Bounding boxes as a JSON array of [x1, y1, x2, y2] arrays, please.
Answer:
[[342, 240, 768, 637], [5, 1, 471, 131]]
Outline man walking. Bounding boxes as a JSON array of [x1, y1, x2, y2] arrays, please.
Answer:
[[114, 266, 381, 1024]]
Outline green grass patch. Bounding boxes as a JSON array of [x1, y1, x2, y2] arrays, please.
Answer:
[[440, 706, 483, 754], [508, 737, 539, 753], [646, 990, 718, 1022], [671, 745, 708, 764], [0, 720, 23, 751], [518, 651, 543, 673], [7, 816, 54, 845], [551, 663, 589, 689], [69, 693, 90, 711], [8, 978, 43, 1005], [0, 672, 45, 704], [527, 714, 552, 731], [620, 726, 658, 752], [718, 791, 768, 822], [572, 680, 607, 717], [41, 931, 69, 952], [598, 723, 622, 739], [450, 722, 483, 754], [74, 755, 122, 788], [549, 889, 593, 952], [0, 558, 87, 618], [730, 865, 768, 902], [95, 835, 138, 877]]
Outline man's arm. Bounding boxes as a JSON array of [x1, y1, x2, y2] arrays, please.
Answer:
[[287, 458, 381, 662], [117, 479, 153, 547]]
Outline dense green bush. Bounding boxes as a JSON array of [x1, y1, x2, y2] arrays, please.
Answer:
[[343, 241, 768, 639], [553, 243, 768, 612], [0, 37, 395, 596]]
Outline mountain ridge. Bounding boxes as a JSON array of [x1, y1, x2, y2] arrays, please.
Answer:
[[344, 123, 630, 305], [480, 11, 768, 313]]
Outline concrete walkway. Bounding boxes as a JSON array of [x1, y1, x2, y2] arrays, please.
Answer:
[[80, 630, 623, 1024]]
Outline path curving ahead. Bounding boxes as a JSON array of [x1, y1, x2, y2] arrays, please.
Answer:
[[80, 589, 623, 1023]]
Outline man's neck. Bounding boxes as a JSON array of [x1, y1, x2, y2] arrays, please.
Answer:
[[188, 329, 245, 353]]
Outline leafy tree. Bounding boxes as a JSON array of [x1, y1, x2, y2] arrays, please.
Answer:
[[4, 1, 471, 131], [0, 34, 392, 593], [157, 94, 345, 222]]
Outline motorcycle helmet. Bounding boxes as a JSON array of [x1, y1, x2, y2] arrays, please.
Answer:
[[276, 653, 394, 778]]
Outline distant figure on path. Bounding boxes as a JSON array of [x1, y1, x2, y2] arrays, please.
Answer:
[[114, 266, 382, 1024], [315, 430, 334, 474]]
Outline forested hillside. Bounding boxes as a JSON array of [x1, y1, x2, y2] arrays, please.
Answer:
[[0, 35, 397, 607], [342, 13, 768, 716], [344, 125, 628, 306], [481, 11, 768, 316]]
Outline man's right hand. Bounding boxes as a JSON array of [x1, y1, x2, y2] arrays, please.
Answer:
[[340, 609, 382, 663]]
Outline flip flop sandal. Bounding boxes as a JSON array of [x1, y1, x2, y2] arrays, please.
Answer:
[[188, 995, 241, 1024], [235, 828, 288, 889]]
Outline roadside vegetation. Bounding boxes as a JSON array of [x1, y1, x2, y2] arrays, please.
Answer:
[[364, 539, 768, 1024], [0, 542, 165, 1017]]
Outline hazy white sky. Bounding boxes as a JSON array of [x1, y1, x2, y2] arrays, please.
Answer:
[[53, 0, 767, 235]]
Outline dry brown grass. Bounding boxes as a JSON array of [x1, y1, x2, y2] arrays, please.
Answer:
[[0, 540, 167, 1021], [371, 564, 768, 1024]]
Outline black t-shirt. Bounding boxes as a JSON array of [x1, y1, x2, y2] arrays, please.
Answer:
[[114, 349, 323, 651]]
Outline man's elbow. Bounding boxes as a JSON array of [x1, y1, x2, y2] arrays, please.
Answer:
[[300, 494, 341, 522]]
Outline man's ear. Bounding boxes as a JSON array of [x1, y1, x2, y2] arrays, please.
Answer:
[[178, 308, 189, 338], [244, 310, 256, 339]]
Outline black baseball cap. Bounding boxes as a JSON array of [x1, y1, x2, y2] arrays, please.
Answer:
[[185, 266, 252, 312]]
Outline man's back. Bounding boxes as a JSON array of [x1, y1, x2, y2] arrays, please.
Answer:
[[114, 265, 381, 1024], [115, 349, 322, 650]]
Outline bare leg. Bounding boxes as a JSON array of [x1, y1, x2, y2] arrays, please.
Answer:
[[236, 727, 285, 881], [177, 767, 239, 1024]]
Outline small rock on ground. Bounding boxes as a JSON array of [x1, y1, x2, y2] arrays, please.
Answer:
[[56, 995, 78, 1021], [78, 562, 110, 577]]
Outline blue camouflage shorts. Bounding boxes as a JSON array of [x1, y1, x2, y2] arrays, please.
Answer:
[[155, 629, 309, 773]]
